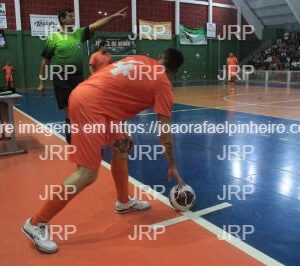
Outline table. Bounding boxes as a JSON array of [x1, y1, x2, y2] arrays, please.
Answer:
[[0, 93, 27, 156]]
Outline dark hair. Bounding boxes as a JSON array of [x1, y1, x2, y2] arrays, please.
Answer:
[[162, 48, 184, 72], [99, 41, 108, 48], [58, 8, 74, 25]]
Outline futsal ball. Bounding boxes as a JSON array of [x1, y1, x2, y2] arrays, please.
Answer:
[[169, 185, 196, 211]]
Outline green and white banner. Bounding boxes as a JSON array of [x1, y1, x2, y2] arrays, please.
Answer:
[[180, 25, 207, 45]]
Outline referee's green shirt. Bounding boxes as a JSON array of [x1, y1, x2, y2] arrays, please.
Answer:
[[42, 27, 93, 75]]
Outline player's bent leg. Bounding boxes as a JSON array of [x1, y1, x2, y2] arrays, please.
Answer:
[[22, 166, 98, 254], [63, 166, 98, 192], [110, 137, 150, 214], [9, 76, 13, 87]]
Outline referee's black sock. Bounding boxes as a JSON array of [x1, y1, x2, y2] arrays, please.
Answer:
[[65, 118, 71, 144]]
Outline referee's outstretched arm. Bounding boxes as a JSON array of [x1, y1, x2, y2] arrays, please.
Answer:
[[89, 7, 128, 32]]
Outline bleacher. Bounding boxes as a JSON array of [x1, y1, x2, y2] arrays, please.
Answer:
[[248, 30, 300, 71]]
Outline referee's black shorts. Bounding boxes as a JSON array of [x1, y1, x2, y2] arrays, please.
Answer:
[[53, 73, 84, 109]]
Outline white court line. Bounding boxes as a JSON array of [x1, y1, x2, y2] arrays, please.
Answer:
[[224, 96, 300, 109], [279, 138, 289, 141], [14, 107, 284, 266], [138, 105, 250, 116], [261, 134, 269, 137], [151, 202, 232, 228], [103, 159, 283, 265], [194, 218, 283, 266], [138, 108, 206, 116], [45, 121, 65, 125], [138, 99, 300, 117]]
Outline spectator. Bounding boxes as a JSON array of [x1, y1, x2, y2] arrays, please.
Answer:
[[284, 32, 290, 40], [249, 30, 300, 71], [291, 60, 298, 70]]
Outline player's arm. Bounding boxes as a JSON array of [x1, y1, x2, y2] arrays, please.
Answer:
[[89, 7, 127, 32], [157, 114, 185, 186], [38, 58, 50, 96]]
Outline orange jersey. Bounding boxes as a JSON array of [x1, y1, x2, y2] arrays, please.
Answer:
[[227, 57, 238, 73], [72, 55, 173, 120], [69, 55, 173, 170], [89, 52, 112, 72], [227, 56, 238, 66], [2, 65, 14, 76]]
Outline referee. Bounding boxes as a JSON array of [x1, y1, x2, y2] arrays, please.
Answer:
[[38, 7, 127, 143]]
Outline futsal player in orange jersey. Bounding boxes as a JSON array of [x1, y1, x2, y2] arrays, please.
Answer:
[[2, 61, 14, 88], [227, 52, 239, 83], [89, 40, 113, 74], [22, 48, 186, 254]]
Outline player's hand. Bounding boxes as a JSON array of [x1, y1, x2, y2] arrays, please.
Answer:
[[124, 134, 134, 153], [114, 7, 128, 19], [38, 83, 45, 96], [167, 166, 186, 187]]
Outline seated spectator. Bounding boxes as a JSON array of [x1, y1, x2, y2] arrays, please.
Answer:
[[270, 62, 278, 70], [296, 60, 300, 70], [265, 56, 272, 64], [284, 32, 290, 40], [277, 38, 282, 45], [291, 60, 298, 70], [249, 30, 300, 71]]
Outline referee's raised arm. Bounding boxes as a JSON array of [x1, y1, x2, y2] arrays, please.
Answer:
[[88, 7, 128, 32]]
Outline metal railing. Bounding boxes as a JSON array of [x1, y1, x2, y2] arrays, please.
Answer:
[[217, 70, 300, 87], [248, 70, 300, 84]]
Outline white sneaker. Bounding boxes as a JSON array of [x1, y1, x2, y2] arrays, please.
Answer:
[[22, 218, 58, 254], [115, 198, 151, 214]]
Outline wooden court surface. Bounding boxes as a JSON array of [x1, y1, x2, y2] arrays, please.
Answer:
[[174, 85, 300, 120]]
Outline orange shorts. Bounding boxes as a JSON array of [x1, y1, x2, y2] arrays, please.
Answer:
[[6, 75, 13, 82], [228, 66, 238, 80], [68, 93, 126, 170], [228, 72, 238, 80]]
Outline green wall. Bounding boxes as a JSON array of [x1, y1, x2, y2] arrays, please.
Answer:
[[0, 28, 276, 90]]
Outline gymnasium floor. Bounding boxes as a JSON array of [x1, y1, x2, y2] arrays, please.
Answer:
[[1, 84, 300, 265]]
